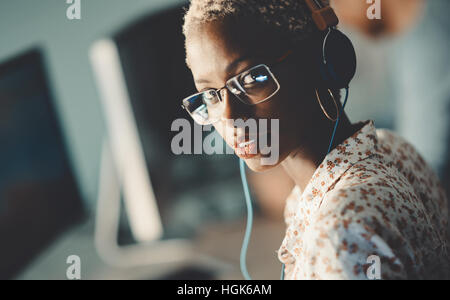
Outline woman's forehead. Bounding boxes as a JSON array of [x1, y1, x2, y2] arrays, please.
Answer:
[[185, 20, 287, 74], [185, 23, 251, 84], [186, 21, 245, 60], [186, 40, 250, 87]]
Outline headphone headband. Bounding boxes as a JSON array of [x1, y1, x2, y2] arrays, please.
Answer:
[[305, 0, 339, 31]]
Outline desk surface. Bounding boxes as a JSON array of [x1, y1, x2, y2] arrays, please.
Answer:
[[18, 216, 286, 280]]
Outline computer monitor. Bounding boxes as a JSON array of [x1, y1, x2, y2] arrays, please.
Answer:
[[90, 4, 250, 245], [0, 49, 85, 279]]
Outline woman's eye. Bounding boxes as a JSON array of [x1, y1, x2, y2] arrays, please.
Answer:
[[202, 90, 219, 104], [242, 74, 256, 85]]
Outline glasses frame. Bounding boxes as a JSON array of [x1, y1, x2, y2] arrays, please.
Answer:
[[181, 50, 294, 124]]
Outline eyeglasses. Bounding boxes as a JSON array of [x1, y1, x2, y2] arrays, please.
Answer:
[[181, 51, 293, 125]]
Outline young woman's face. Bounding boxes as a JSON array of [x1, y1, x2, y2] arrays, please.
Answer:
[[185, 19, 324, 172]]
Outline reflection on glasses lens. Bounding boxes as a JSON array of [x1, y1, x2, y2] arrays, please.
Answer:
[[227, 65, 279, 105], [192, 104, 209, 124], [183, 90, 223, 125]]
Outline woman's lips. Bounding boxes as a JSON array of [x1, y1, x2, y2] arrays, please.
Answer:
[[232, 132, 270, 159], [238, 140, 255, 148], [234, 139, 258, 159]]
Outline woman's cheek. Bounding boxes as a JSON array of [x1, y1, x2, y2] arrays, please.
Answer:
[[213, 122, 235, 148]]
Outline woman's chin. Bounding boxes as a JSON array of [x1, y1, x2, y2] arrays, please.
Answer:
[[243, 156, 279, 173]]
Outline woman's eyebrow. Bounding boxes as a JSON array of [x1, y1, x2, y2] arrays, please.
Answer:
[[194, 54, 252, 85], [194, 78, 211, 85], [225, 54, 252, 74]]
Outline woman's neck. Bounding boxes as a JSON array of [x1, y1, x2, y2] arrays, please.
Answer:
[[281, 115, 361, 191]]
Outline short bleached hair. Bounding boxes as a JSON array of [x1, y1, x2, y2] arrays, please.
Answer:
[[182, 0, 329, 45]]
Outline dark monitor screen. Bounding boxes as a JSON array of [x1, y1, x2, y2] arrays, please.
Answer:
[[0, 49, 84, 279], [114, 4, 253, 241]]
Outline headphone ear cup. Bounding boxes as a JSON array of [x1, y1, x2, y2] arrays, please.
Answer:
[[320, 29, 357, 89], [319, 58, 331, 83]]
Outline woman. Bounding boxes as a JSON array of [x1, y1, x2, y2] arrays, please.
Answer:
[[181, 0, 449, 279]]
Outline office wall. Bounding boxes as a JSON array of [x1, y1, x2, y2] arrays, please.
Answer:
[[0, 0, 185, 210]]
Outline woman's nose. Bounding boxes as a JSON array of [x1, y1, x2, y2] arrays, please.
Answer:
[[220, 88, 250, 121]]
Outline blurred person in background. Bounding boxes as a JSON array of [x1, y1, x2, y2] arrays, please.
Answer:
[[332, 0, 450, 193], [181, 0, 449, 279]]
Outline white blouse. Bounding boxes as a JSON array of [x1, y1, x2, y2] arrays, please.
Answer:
[[278, 121, 449, 279]]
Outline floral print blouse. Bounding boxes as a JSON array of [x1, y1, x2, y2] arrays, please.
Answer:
[[277, 121, 449, 280]]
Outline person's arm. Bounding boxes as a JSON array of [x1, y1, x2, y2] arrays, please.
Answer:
[[303, 188, 408, 280], [307, 217, 407, 280]]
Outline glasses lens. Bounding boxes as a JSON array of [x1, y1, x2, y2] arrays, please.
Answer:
[[183, 90, 223, 125], [226, 65, 279, 105]]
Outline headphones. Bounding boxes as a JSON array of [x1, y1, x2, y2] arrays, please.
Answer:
[[305, 0, 357, 89], [238, 0, 357, 281]]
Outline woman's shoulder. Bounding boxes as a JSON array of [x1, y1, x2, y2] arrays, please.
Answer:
[[315, 144, 435, 228], [373, 127, 447, 208], [374, 127, 430, 170], [314, 149, 447, 257]]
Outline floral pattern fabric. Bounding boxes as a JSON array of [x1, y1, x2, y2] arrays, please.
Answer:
[[278, 121, 449, 279]]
